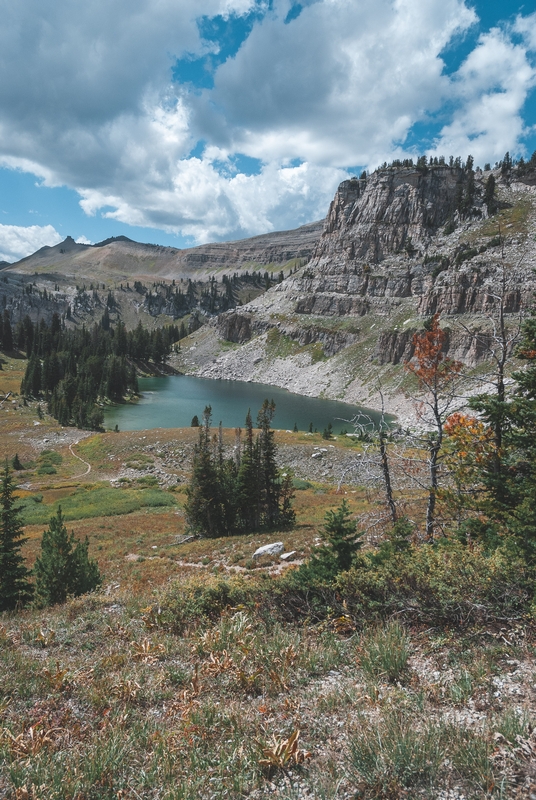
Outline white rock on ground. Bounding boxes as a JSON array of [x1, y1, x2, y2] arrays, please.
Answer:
[[253, 542, 284, 558]]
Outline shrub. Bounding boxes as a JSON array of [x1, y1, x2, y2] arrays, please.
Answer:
[[295, 500, 363, 584], [157, 573, 266, 633], [336, 539, 531, 625]]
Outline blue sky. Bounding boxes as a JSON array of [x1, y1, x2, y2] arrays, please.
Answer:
[[0, 0, 534, 262]]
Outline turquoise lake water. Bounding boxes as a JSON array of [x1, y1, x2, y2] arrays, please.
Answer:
[[104, 376, 385, 432]]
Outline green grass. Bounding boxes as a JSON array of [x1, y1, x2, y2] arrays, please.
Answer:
[[19, 483, 177, 525], [266, 328, 301, 359], [358, 620, 412, 683], [347, 710, 446, 794]]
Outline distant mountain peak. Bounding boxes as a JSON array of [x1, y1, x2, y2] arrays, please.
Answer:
[[93, 235, 136, 247]]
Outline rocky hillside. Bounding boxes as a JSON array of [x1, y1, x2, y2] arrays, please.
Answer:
[[173, 164, 536, 422], [0, 221, 322, 333]]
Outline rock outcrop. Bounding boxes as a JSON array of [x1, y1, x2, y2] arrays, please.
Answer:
[[250, 166, 536, 341]]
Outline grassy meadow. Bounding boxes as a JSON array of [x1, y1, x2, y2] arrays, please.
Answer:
[[0, 358, 535, 799]]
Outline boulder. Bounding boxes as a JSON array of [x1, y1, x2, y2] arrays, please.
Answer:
[[253, 541, 284, 558]]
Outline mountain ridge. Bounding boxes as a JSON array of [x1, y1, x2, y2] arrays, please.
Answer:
[[5, 220, 324, 284]]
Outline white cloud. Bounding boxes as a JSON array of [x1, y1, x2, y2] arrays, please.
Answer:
[[75, 235, 92, 245], [0, 224, 62, 263], [0, 0, 534, 244], [430, 24, 536, 163], [199, 0, 477, 167], [79, 157, 346, 241]]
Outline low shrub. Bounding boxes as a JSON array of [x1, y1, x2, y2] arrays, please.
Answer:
[[157, 573, 268, 633], [336, 539, 532, 625]]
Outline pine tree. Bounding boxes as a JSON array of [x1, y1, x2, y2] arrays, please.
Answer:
[[484, 174, 496, 213], [236, 410, 260, 531], [185, 402, 295, 537], [257, 400, 279, 526], [297, 500, 361, 582], [317, 499, 362, 572], [2, 310, 13, 352], [34, 506, 101, 606], [185, 406, 223, 538], [0, 463, 33, 611]]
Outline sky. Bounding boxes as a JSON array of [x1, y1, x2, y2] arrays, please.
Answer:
[[0, 0, 535, 262]]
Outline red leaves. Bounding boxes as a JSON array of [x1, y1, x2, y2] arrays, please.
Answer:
[[406, 314, 462, 391]]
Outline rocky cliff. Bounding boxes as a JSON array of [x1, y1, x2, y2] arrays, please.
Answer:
[[175, 165, 536, 421]]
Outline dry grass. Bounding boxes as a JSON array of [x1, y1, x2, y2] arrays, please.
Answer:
[[0, 590, 534, 799]]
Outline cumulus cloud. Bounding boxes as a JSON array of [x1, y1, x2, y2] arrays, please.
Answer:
[[79, 157, 346, 241], [197, 0, 477, 167], [0, 0, 534, 244], [430, 22, 536, 164], [0, 224, 62, 263]]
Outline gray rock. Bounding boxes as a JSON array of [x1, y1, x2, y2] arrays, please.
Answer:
[[253, 541, 284, 558]]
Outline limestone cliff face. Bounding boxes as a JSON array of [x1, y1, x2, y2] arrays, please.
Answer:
[[211, 167, 536, 375], [281, 168, 535, 335]]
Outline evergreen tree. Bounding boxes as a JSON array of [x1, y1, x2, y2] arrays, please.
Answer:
[[185, 402, 295, 537], [297, 500, 361, 582], [236, 410, 261, 531], [257, 400, 279, 526], [185, 407, 223, 538], [34, 506, 101, 606], [317, 499, 362, 572], [0, 463, 33, 611], [484, 174, 496, 213]]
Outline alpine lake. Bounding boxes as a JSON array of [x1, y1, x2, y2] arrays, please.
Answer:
[[104, 375, 387, 433]]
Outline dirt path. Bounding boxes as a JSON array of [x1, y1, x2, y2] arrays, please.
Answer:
[[69, 441, 91, 478]]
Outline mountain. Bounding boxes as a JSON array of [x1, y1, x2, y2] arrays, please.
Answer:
[[173, 164, 536, 422], [4, 162, 536, 422], [5, 222, 323, 285]]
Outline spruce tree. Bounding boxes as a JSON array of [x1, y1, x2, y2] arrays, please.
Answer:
[[34, 506, 101, 606], [297, 500, 361, 583], [2, 310, 13, 352], [236, 410, 260, 531], [185, 406, 223, 538], [317, 499, 362, 572], [257, 400, 279, 526], [0, 463, 33, 611]]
